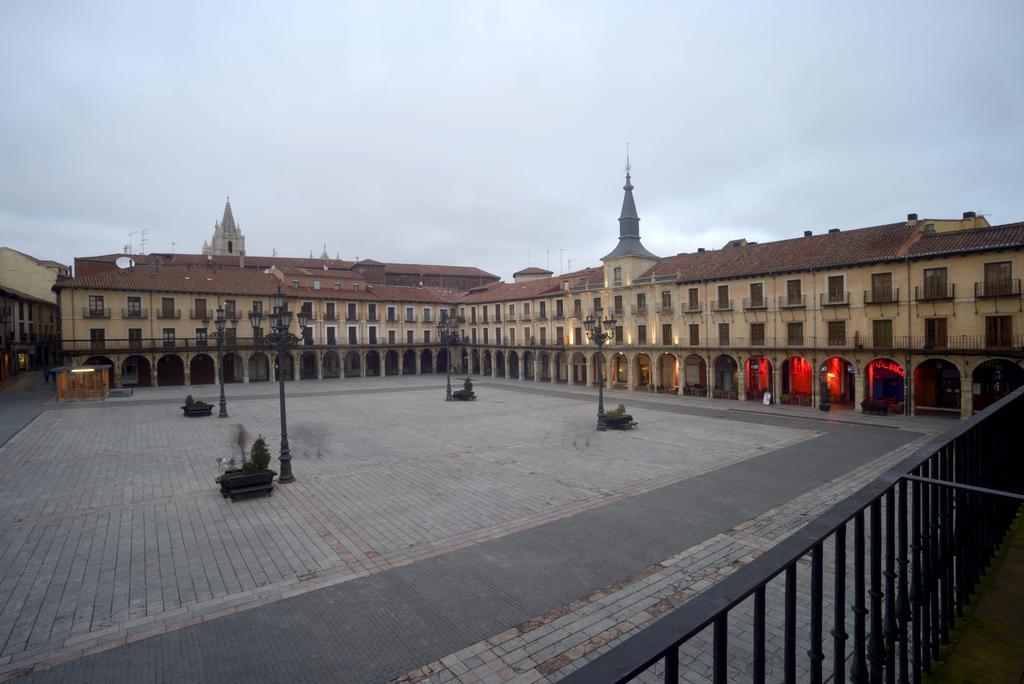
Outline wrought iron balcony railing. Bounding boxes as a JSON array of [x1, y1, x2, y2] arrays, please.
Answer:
[[157, 309, 181, 319], [864, 288, 900, 305], [820, 291, 850, 307], [83, 307, 111, 319], [121, 308, 148, 319], [975, 279, 1020, 298], [778, 295, 806, 309], [742, 298, 767, 310], [914, 284, 954, 302]]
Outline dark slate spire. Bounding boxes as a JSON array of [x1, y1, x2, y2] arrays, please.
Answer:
[[219, 197, 238, 236], [602, 157, 658, 261]]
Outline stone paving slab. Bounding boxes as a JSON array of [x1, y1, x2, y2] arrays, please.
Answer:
[[0, 375, 942, 681]]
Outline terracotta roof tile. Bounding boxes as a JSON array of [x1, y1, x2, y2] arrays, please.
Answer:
[[457, 278, 564, 304], [383, 262, 499, 279], [57, 264, 283, 296], [905, 222, 1024, 257]]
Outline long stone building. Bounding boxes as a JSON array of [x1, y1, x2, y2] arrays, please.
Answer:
[[56, 181, 1023, 417]]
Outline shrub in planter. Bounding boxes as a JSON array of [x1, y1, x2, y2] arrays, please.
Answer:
[[604, 404, 637, 429], [217, 435, 276, 500], [463, 376, 473, 393], [605, 403, 626, 420], [182, 395, 212, 417]]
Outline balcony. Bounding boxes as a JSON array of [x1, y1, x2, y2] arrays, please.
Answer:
[[519, 314, 532, 322], [190, 309, 211, 320], [405, 314, 417, 323], [553, 312, 565, 320], [423, 314, 434, 323], [742, 298, 767, 311], [323, 312, 339, 321], [657, 305, 674, 315], [914, 284, 954, 302], [366, 315, 379, 322], [611, 307, 625, 317], [83, 307, 111, 319], [121, 308, 148, 319], [820, 292, 850, 307], [682, 301, 703, 314], [864, 288, 900, 305], [778, 295, 806, 309], [345, 314, 360, 322], [630, 305, 647, 316], [537, 313, 547, 320], [712, 299, 733, 312], [157, 309, 181, 319], [975, 279, 1021, 298]]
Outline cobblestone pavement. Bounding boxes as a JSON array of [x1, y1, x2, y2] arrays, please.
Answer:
[[0, 376, 947, 681]]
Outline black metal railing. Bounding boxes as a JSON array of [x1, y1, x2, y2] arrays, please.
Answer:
[[975, 279, 1020, 298], [83, 307, 111, 319], [778, 294, 807, 309], [915, 284, 954, 302], [712, 300, 733, 312], [865, 288, 900, 305], [820, 291, 850, 306], [742, 298, 767, 310], [564, 386, 1024, 684], [683, 302, 703, 313], [157, 309, 181, 319], [121, 308, 148, 319]]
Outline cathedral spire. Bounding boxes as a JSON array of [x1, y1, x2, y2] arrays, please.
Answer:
[[219, 197, 238, 236], [601, 155, 658, 261]]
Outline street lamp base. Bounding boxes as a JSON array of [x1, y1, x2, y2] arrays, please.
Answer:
[[277, 472, 295, 484]]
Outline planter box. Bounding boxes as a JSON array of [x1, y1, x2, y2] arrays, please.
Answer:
[[182, 404, 213, 417], [216, 469, 277, 501], [452, 390, 476, 401], [605, 414, 637, 430]]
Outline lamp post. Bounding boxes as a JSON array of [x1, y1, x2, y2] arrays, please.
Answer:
[[819, 363, 831, 412], [0, 306, 11, 381], [202, 306, 237, 418], [249, 288, 307, 483], [436, 312, 459, 401], [584, 307, 616, 430]]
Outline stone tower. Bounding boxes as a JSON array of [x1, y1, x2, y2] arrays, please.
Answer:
[[202, 198, 246, 256]]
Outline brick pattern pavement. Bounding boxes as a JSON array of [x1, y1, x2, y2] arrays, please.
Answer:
[[0, 379, 825, 679], [393, 432, 933, 683]]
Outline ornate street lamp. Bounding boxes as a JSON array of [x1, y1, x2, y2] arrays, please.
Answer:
[[249, 287, 308, 483], [819, 362, 832, 412], [584, 307, 617, 430], [0, 306, 11, 378], [202, 306, 237, 418], [436, 312, 459, 401]]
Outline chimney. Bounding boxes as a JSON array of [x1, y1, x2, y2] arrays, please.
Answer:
[[907, 212, 918, 225], [803, 230, 813, 237], [697, 247, 706, 253], [828, 228, 840, 234], [239, 250, 245, 269], [962, 211, 976, 219], [962, 211, 977, 229]]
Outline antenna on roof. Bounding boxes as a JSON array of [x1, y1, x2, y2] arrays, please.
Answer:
[[272, 247, 277, 257], [567, 259, 574, 272], [171, 241, 176, 254], [625, 142, 631, 176], [560, 248, 565, 274]]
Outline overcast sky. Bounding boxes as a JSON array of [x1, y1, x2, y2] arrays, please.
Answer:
[[2, 1, 1022, 281]]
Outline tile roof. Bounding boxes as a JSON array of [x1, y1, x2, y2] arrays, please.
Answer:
[[457, 278, 565, 304], [905, 221, 1024, 258], [57, 264, 284, 296], [513, 267, 553, 276], [382, 262, 499, 279], [641, 222, 920, 281], [0, 285, 57, 307], [2, 246, 69, 269]]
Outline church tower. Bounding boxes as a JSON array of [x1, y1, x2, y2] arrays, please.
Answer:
[[600, 157, 659, 287], [202, 198, 246, 256]]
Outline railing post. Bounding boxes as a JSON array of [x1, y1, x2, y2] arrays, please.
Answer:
[[883, 488, 897, 684], [754, 585, 766, 684], [785, 563, 797, 684], [713, 613, 728, 684], [663, 646, 678, 684], [910, 477, 923, 684], [869, 499, 885, 683], [897, 478, 910, 684], [851, 511, 868, 684], [833, 524, 848, 684]]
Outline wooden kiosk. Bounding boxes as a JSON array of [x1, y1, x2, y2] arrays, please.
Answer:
[[55, 364, 111, 402]]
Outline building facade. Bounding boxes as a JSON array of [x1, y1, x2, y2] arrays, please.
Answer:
[[56, 183, 1024, 417], [0, 247, 69, 382]]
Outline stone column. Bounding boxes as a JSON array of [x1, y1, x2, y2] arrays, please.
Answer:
[[737, 356, 746, 401], [317, 352, 323, 380], [398, 352, 404, 376], [243, 355, 250, 383], [360, 351, 366, 378], [770, 357, 779, 404], [854, 366, 866, 413], [415, 352, 421, 374], [183, 357, 191, 386], [960, 374, 973, 419]]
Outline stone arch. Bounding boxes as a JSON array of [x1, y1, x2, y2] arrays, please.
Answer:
[[460, 349, 468, 374], [538, 352, 551, 381], [744, 355, 772, 401], [222, 352, 244, 383], [682, 354, 707, 396], [971, 358, 1023, 413], [189, 353, 215, 385], [590, 352, 606, 386], [610, 352, 628, 386], [383, 349, 399, 376], [712, 354, 738, 399], [913, 358, 960, 416], [322, 350, 341, 379], [633, 353, 652, 389], [83, 355, 116, 385], [403, 349, 417, 375], [523, 351, 535, 380], [821, 356, 855, 405], [471, 349, 481, 375], [554, 352, 568, 383], [274, 353, 295, 381], [344, 351, 361, 378], [156, 354, 185, 386], [299, 351, 318, 380], [571, 351, 587, 385], [482, 349, 492, 376], [365, 350, 381, 377], [248, 352, 270, 382], [657, 353, 677, 392], [495, 350, 505, 377], [865, 358, 905, 412], [508, 350, 520, 379], [420, 349, 433, 374], [435, 348, 449, 374], [780, 355, 812, 405], [121, 355, 151, 387]]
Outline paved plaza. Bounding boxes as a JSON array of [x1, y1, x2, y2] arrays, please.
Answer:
[[0, 374, 950, 681]]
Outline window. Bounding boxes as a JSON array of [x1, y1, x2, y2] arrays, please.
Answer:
[[325, 302, 336, 320], [613, 295, 623, 315], [313, 280, 321, 290], [162, 328, 175, 348], [252, 326, 263, 340], [388, 306, 397, 322], [126, 296, 142, 316], [539, 328, 546, 345], [984, 261, 1013, 296], [718, 323, 730, 346], [687, 288, 700, 311], [508, 304, 515, 318], [301, 301, 313, 320], [828, 321, 846, 346], [573, 326, 582, 345], [573, 299, 582, 316], [367, 303, 377, 321], [787, 322, 803, 346], [470, 328, 477, 344], [353, 283, 359, 291], [368, 327, 377, 344], [922, 268, 948, 299], [388, 330, 396, 344], [986, 316, 1012, 348], [495, 328, 501, 345], [871, 273, 894, 303], [406, 307, 415, 322], [348, 326, 357, 344], [614, 326, 623, 344], [786, 280, 802, 306], [291, 279, 300, 288], [539, 301, 546, 319], [749, 283, 764, 307], [494, 304, 501, 322], [827, 275, 845, 304], [872, 320, 893, 348], [556, 300, 564, 318], [750, 323, 765, 346], [689, 324, 700, 346], [193, 298, 208, 319], [327, 327, 337, 345], [128, 328, 142, 349], [924, 318, 947, 349], [88, 295, 105, 315], [661, 323, 672, 346], [224, 299, 237, 319], [483, 329, 489, 344], [661, 291, 672, 310], [423, 307, 432, 322], [89, 328, 105, 348], [637, 325, 647, 345], [196, 328, 208, 346], [161, 297, 175, 318], [333, 281, 341, 291], [592, 297, 601, 314], [613, 267, 622, 286], [555, 326, 563, 345], [252, 301, 263, 315], [347, 302, 357, 321], [509, 328, 516, 345], [636, 293, 646, 313], [716, 285, 730, 309], [524, 303, 531, 316], [482, 307, 489, 323], [424, 330, 432, 344]]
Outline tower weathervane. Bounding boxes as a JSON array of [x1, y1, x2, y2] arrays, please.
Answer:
[[625, 142, 631, 176]]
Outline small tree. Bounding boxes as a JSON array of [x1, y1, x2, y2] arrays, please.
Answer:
[[463, 376, 473, 393], [184, 394, 195, 407], [605, 403, 626, 420], [247, 436, 272, 472]]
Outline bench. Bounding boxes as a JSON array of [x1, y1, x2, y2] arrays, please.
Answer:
[[861, 399, 888, 416], [452, 389, 476, 401]]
